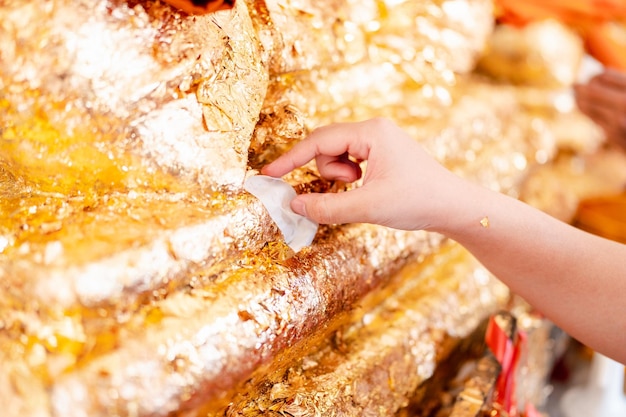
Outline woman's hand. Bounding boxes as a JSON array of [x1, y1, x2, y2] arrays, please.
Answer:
[[575, 68, 626, 150], [262, 118, 467, 231], [264, 118, 626, 365]]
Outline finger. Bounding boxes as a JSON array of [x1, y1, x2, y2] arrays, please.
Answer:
[[577, 100, 626, 146], [580, 83, 626, 108], [599, 68, 626, 89], [605, 116, 626, 150], [606, 128, 626, 150], [290, 188, 376, 225], [262, 120, 380, 177], [576, 91, 611, 119], [613, 134, 626, 152], [576, 85, 617, 121], [261, 147, 312, 178], [316, 152, 363, 182], [578, 78, 626, 112], [579, 101, 616, 133]]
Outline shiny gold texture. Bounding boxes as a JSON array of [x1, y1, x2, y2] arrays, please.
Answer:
[[448, 354, 501, 417], [0, 0, 267, 194], [43, 227, 440, 416], [480, 217, 490, 228], [477, 20, 584, 87], [0, 0, 612, 416], [221, 244, 510, 416], [248, 0, 496, 164], [248, 0, 494, 76]]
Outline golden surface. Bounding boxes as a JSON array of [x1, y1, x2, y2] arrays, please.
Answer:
[[477, 20, 584, 87], [520, 148, 626, 221], [221, 244, 510, 416], [0, 0, 613, 416], [0, 0, 267, 194], [575, 193, 626, 244], [449, 354, 501, 417]]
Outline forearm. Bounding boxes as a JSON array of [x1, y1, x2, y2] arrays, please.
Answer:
[[438, 183, 626, 363], [262, 118, 626, 362]]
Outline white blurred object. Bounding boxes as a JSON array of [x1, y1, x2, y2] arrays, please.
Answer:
[[244, 175, 318, 252], [577, 55, 604, 84], [561, 352, 626, 417]]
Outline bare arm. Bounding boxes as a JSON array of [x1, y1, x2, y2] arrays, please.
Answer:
[[440, 181, 626, 364], [262, 118, 626, 364]]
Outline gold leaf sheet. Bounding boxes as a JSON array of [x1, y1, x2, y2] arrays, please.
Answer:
[[0, 0, 267, 193], [0, 0, 608, 416]]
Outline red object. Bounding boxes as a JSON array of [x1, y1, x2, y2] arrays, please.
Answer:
[[485, 314, 529, 417], [162, 0, 235, 15], [525, 403, 543, 417]]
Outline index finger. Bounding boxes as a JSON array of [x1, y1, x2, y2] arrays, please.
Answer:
[[576, 79, 626, 113], [600, 68, 626, 89], [261, 120, 377, 177]]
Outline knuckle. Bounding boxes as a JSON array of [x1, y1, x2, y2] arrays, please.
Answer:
[[311, 194, 334, 224], [368, 117, 393, 130]]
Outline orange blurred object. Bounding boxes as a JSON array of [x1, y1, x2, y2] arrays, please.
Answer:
[[575, 193, 626, 243], [586, 22, 626, 70], [495, 0, 626, 70], [162, 0, 235, 15]]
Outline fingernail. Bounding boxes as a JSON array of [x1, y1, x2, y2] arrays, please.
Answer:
[[291, 198, 307, 217]]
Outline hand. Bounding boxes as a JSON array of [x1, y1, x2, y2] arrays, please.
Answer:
[[575, 68, 626, 151], [261, 118, 468, 231]]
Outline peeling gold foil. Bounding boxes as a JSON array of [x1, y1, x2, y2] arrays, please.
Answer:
[[248, 0, 496, 164], [222, 244, 510, 417], [0, 0, 267, 193], [0, 0, 608, 416], [46, 227, 441, 416]]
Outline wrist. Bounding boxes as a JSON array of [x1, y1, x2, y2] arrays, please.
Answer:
[[428, 180, 497, 241]]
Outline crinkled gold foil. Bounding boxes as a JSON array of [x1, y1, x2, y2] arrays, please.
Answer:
[[248, 0, 495, 163], [46, 227, 442, 416], [222, 244, 509, 416], [247, 0, 493, 75], [477, 20, 584, 87], [0, 0, 607, 416], [0, 0, 267, 193], [447, 354, 501, 417]]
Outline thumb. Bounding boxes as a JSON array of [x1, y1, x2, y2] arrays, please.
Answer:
[[291, 190, 373, 225]]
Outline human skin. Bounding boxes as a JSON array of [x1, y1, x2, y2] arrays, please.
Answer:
[[575, 68, 626, 150], [262, 118, 626, 364]]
